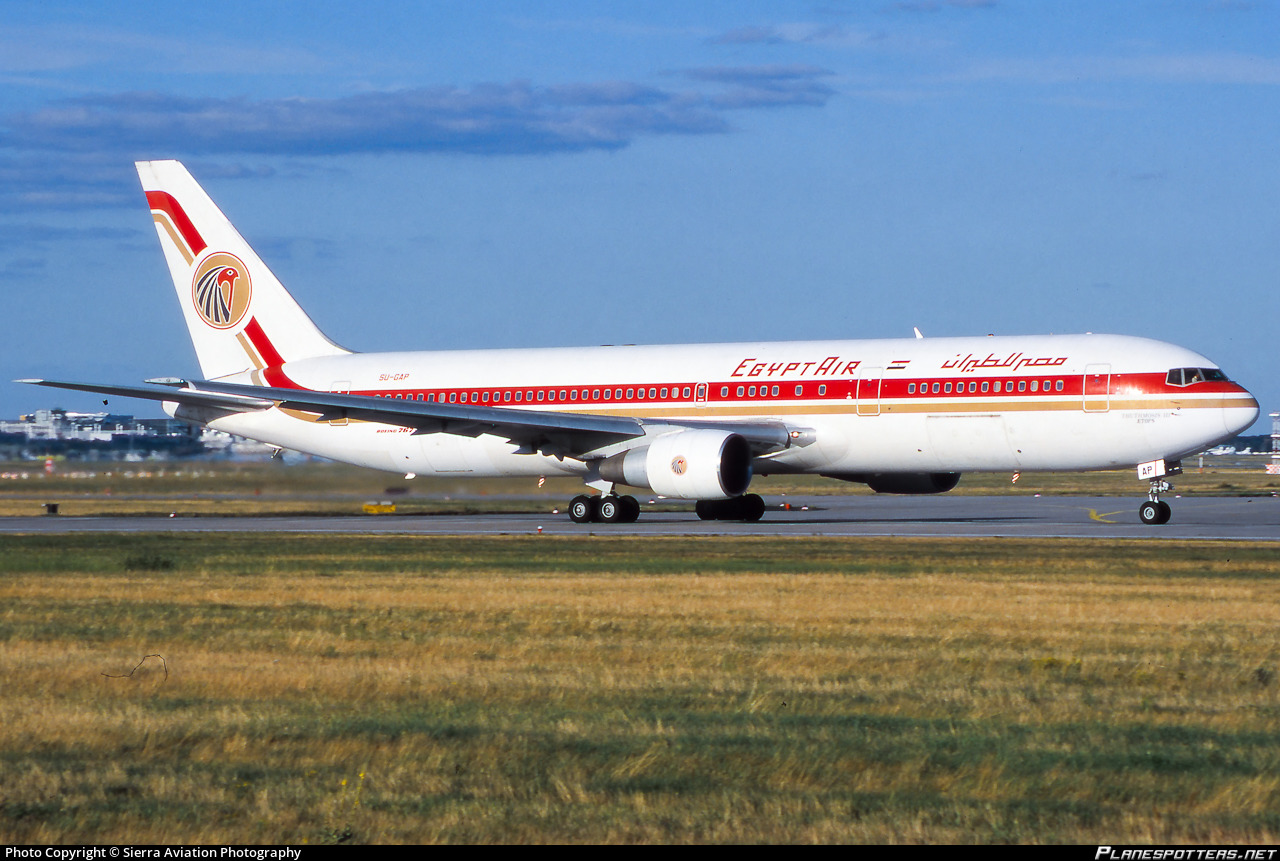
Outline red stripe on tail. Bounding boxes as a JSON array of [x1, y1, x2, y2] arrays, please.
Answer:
[[243, 316, 297, 388], [146, 191, 207, 257]]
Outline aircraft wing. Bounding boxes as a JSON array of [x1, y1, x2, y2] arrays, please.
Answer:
[[17, 378, 794, 459]]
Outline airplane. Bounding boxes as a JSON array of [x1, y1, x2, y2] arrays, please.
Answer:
[[20, 160, 1260, 526]]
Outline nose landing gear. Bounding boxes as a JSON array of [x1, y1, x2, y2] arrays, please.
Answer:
[[1139, 483, 1172, 525], [1135, 458, 1181, 525]]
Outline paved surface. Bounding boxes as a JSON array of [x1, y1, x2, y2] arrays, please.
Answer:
[[2, 495, 1277, 540]]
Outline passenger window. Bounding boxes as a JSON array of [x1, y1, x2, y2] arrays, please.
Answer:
[[795, 385, 802, 396], [819, 385, 827, 396], [981, 382, 989, 393], [660, 387, 668, 399], [514, 391, 521, 402], [944, 383, 952, 394], [737, 386, 745, 397], [615, 389, 622, 399], [1055, 380, 1063, 392], [449, 393, 457, 403], [1018, 380, 1026, 392], [602, 389, 610, 401], [537, 391, 545, 402], [908, 384, 915, 394], [482, 392, 489, 402], [721, 386, 729, 397], [771, 386, 779, 397], [748, 385, 756, 397], [932, 382, 940, 394], [1030, 381, 1037, 392], [968, 382, 977, 393]]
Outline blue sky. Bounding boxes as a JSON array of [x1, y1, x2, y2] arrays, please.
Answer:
[[2, 1, 1277, 433]]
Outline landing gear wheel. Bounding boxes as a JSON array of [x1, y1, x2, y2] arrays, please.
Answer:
[[1138, 500, 1173, 525], [598, 496, 624, 523], [1156, 500, 1171, 524], [620, 495, 641, 523], [1139, 499, 1172, 525], [568, 495, 598, 523], [738, 493, 765, 522], [695, 494, 766, 522]]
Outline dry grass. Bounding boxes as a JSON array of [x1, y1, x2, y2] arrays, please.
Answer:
[[0, 535, 1278, 843]]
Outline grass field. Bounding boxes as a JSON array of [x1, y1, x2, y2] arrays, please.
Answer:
[[1, 533, 1279, 843], [0, 457, 1276, 518]]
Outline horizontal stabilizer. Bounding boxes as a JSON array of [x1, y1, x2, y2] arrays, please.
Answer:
[[16, 379, 275, 411]]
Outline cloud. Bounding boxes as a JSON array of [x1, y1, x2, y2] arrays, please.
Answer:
[[0, 223, 138, 249], [709, 23, 878, 48], [0, 81, 754, 158], [890, 0, 998, 10], [0, 71, 836, 212], [958, 52, 1280, 86], [681, 65, 836, 108]]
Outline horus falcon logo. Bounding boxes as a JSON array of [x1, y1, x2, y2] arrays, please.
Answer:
[[192, 252, 252, 329], [671, 456, 688, 476]]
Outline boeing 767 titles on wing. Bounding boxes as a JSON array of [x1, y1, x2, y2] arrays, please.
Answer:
[[21, 161, 1259, 525]]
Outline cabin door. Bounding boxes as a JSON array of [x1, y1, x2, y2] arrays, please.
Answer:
[[856, 368, 883, 416], [1083, 364, 1111, 412]]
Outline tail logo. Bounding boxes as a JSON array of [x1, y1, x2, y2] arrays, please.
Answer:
[[192, 252, 252, 329]]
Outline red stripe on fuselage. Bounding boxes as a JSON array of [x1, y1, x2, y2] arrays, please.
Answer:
[[146, 191, 206, 258]]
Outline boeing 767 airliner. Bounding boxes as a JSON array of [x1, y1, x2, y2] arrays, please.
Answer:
[[21, 161, 1260, 524]]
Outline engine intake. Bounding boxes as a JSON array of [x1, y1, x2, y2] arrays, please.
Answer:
[[600, 429, 752, 499]]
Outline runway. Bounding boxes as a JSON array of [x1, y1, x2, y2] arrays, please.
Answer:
[[2, 495, 1277, 540]]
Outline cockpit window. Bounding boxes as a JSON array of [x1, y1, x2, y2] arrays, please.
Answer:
[[1166, 367, 1228, 387]]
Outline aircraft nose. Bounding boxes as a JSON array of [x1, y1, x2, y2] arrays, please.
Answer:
[[1224, 384, 1260, 436]]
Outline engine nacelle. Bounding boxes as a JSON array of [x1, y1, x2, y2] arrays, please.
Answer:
[[823, 472, 961, 494], [600, 429, 752, 499]]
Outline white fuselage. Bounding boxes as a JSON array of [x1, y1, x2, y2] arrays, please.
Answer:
[[173, 332, 1259, 481]]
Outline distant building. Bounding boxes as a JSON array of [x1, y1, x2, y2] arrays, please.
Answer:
[[0, 409, 202, 461]]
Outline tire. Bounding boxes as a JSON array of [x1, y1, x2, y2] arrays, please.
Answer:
[[1139, 500, 1161, 525], [598, 497, 623, 523], [695, 500, 719, 521], [620, 495, 641, 523], [1156, 500, 1172, 524], [738, 493, 765, 522], [569, 495, 598, 523]]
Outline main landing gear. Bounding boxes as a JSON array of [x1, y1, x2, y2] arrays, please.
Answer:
[[568, 494, 641, 524], [695, 493, 766, 522], [564, 492, 767, 524]]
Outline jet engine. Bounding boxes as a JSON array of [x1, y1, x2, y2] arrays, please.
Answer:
[[599, 429, 752, 499], [823, 472, 961, 494]]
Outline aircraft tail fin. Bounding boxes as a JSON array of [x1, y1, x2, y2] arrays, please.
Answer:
[[137, 160, 351, 382]]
